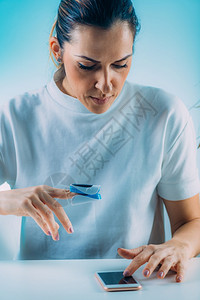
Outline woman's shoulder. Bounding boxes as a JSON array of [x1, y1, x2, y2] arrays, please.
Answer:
[[124, 80, 189, 117]]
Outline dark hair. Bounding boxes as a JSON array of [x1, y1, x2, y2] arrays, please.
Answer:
[[50, 0, 140, 67]]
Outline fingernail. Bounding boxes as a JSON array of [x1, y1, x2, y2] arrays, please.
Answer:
[[69, 227, 74, 233], [123, 271, 130, 277], [158, 271, 164, 278], [55, 233, 59, 241], [143, 269, 150, 277], [176, 275, 183, 282], [48, 231, 51, 236]]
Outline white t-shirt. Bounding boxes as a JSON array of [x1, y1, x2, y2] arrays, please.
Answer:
[[0, 69, 199, 259]]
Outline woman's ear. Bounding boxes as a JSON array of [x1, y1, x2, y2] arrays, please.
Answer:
[[49, 37, 62, 61]]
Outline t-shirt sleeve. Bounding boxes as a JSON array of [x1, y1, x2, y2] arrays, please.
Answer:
[[157, 115, 200, 201]]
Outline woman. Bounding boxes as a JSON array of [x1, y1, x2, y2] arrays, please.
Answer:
[[0, 0, 199, 283]]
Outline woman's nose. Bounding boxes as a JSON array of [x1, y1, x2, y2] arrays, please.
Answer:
[[94, 70, 113, 95]]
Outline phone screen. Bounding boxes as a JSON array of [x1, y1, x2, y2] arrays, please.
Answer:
[[99, 271, 137, 285]]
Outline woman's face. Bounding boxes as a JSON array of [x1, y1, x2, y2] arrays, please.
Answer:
[[59, 22, 134, 114]]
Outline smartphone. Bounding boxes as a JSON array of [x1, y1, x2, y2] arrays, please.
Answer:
[[95, 271, 142, 292]]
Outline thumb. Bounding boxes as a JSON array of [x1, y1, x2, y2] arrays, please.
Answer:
[[117, 246, 145, 259]]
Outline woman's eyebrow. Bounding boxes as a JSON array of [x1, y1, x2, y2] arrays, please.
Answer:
[[74, 53, 133, 63]]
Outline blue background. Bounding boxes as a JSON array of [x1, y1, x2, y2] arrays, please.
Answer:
[[0, 0, 199, 259]]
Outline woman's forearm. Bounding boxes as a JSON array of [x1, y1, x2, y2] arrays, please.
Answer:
[[170, 218, 200, 258]]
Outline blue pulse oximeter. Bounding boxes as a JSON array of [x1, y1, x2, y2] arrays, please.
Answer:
[[69, 184, 101, 205]]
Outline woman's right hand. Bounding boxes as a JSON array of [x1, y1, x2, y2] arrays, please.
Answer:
[[0, 185, 77, 241]]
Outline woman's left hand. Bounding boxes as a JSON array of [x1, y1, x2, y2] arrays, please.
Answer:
[[117, 239, 190, 282]]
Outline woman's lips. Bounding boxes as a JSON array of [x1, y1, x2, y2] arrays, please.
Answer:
[[90, 96, 112, 105]]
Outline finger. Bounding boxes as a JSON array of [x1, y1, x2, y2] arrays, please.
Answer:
[[156, 255, 176, 279], [144, 251, 172, 278], [117, 246, 146, 259], [24, 200, 52, 236], [32, 196, 60, 241], [122, 246, 153, 276], [45, 186, 77, 199], [41, 191, 74, 234], [175, 262, 186, 283]]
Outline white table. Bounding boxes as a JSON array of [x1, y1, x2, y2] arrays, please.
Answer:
[[0, 258, 200, 300]]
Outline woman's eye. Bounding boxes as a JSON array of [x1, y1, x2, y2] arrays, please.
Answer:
[[78, 63, 95, 70], [78, 63, 128, 71], [113, 63, 128, 69]]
